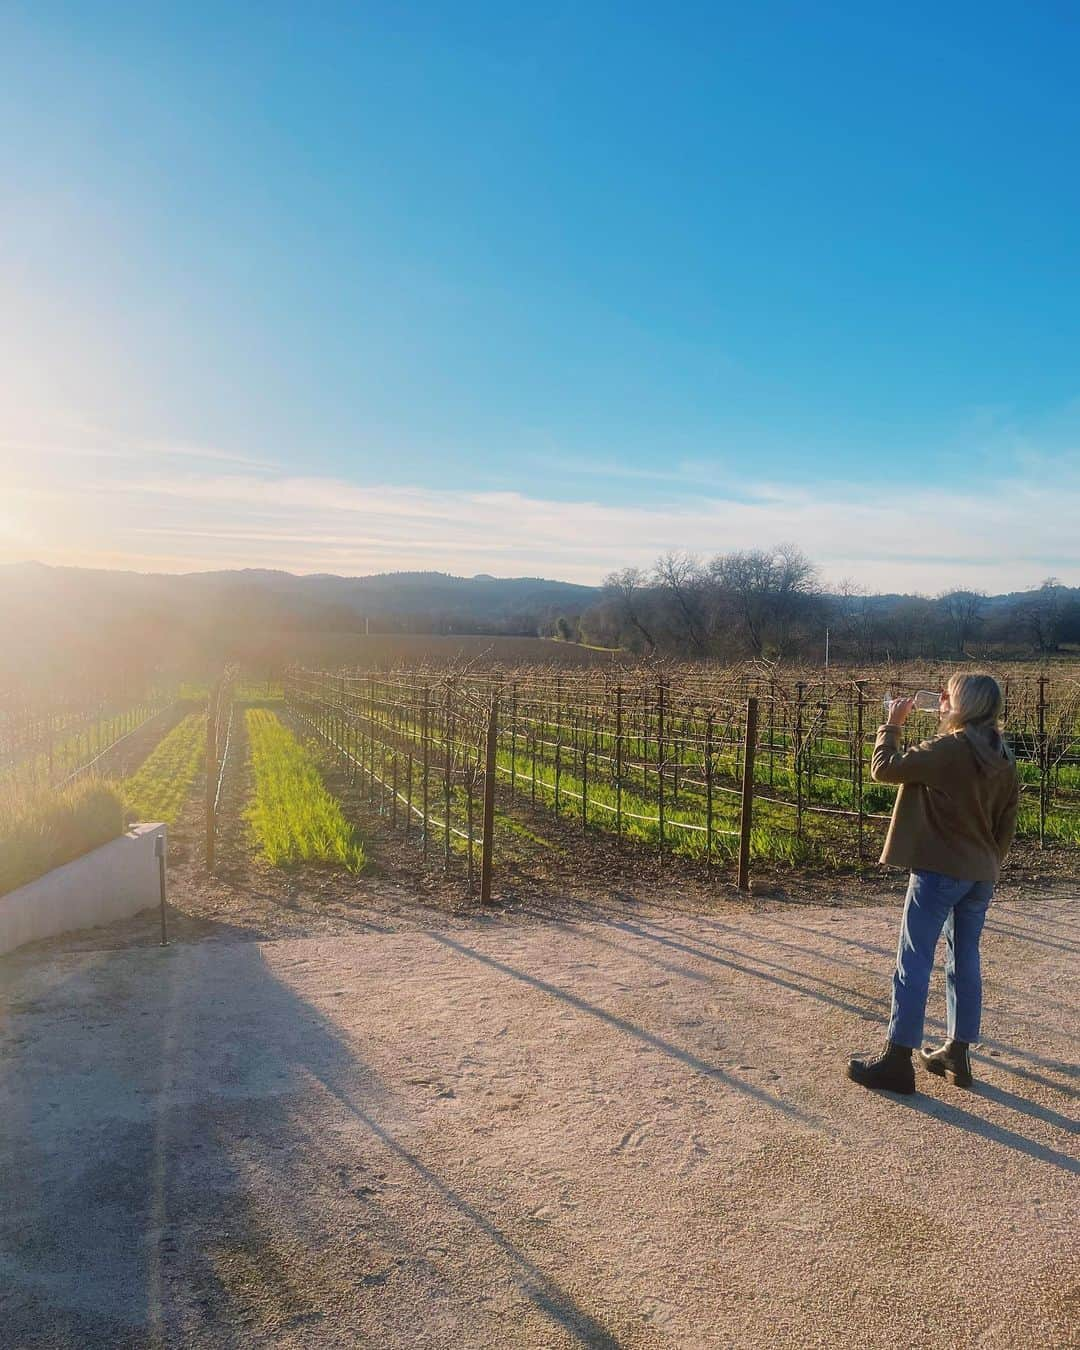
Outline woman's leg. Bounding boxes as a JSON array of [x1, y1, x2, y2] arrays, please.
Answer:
[[888, 871, 961, 1049], [945, 882, 993, 1042]]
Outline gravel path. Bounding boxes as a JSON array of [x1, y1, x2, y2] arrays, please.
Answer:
[[0, 894, 1076, 1348]]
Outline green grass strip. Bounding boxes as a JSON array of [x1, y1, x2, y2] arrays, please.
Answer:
[[123, 713, 206, 825], [246, 709, 365, 870]]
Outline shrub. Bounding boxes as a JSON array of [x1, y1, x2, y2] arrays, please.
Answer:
[[0, 778, 127, 897]]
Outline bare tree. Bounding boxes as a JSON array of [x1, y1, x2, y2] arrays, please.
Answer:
[[602, 567, 657, 653], [938, 589, 985, 655], [712, 544, 820, 658], [832, 579, 878, 662], [652, 551, 708, 657], [1015, 578, 1065, 653], [771, 543, 821, 654]]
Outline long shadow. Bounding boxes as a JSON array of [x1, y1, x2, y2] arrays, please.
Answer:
[[969, 1081, 1080, 1137], [781, 909, 1080, 966], [426, 926, 1079, 1184], [971, 1051, 1079, 1099], [897, 1095, 1080, 1176], [775, 917, 895, 961], [993, 907, 1079, 935], [426, 932, 809, 1122], [766, 915, 1080, 1045], [637, 912, 1080, 1031], [605, 918, 887, 1022], [629, 917, 886, 1006], [308, 1072, 620, 1348], [982, 921, 1080, 956], [550, 920, 711, 985], [619, 918, 1079, 1096], [198, 945, 625, 1348], [669, 914, 880, 975], [0, 922, 616, 1348]]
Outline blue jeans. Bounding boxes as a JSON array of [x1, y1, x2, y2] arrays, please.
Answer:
[[888, 870, 994, 1048]]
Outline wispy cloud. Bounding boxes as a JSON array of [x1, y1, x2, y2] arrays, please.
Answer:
[[0, 425, 276, 472], [2, 447, 1077, 592]]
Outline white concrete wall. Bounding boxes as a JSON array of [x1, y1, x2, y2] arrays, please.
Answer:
[[0, 823, 166, 957]]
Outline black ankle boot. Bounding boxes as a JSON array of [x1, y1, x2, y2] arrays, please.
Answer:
[[918, 1039, 973, 1088], [846, 1040, 916, 1094]]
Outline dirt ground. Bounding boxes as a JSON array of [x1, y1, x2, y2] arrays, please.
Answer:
[[1, 857, 1076, 1348]]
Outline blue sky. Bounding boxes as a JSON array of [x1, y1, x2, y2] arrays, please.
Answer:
[[1, 2, 1078, 590]]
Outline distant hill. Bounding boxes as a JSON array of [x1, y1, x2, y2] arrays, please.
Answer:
[[2, 562, 1076, 677], [0, 563, 602, 674]]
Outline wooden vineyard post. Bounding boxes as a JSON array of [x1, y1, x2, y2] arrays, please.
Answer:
[[443, 685, 453, 871], [795, 681, 805, 843], [580, 711, 588, 833], [768, 678, 776, 788], [368, 677, 377, 804], [1037, 674, 1048, 848], [405, 752, 413, 836], [615, 685, 623, 844], [737, 696, 759, 892], [481, 694, 498, 904], [705, 711, 714, 865], [422, 686, 430, 858], [657, 678, 666, 859], [510, 682, 518, 793], [641, 689, 649, 797], [855, 680, 866, 863], [846, 683, 855, 794], [554, 726, 561, 818], [359, 688, 366, 783], [205, 680, 219, 872], [466, 755, 475, 894]]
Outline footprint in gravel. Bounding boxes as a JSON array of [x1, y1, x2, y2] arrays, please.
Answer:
[[436, 1088, 457, 1100], [642, 1299, 676, 1328], [615, 1121, 651, 1152], [678, 1135, 710, 1175]]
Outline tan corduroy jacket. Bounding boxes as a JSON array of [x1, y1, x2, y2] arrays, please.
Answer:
[[871, 724, 1020, 882]]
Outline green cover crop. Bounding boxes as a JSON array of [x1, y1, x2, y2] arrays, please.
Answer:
[[245, 709, 365, 870], [123, 713, 206, 825]]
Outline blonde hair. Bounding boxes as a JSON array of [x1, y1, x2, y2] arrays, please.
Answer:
[[943, 672, 1003, 735]]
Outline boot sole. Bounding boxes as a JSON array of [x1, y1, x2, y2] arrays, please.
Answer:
[[845, 1064, 916, 1095], [918, 1053, 973, 1088]]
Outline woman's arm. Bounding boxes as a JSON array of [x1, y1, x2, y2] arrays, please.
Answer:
[[871, 724, 950, 786], [994, 775, 1020, 859]]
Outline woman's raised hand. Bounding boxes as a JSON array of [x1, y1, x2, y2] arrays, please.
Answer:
[[887, 696, 916, 727]]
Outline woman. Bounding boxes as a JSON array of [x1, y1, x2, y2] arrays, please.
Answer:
[[847, 672, 1019, 1095]]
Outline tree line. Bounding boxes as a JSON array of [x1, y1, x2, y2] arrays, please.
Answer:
[[552, 547, 1080, 662]]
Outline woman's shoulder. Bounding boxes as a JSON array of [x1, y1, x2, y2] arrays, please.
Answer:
[[913, 732, 980, 771], [916, 731, 966, 755]]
